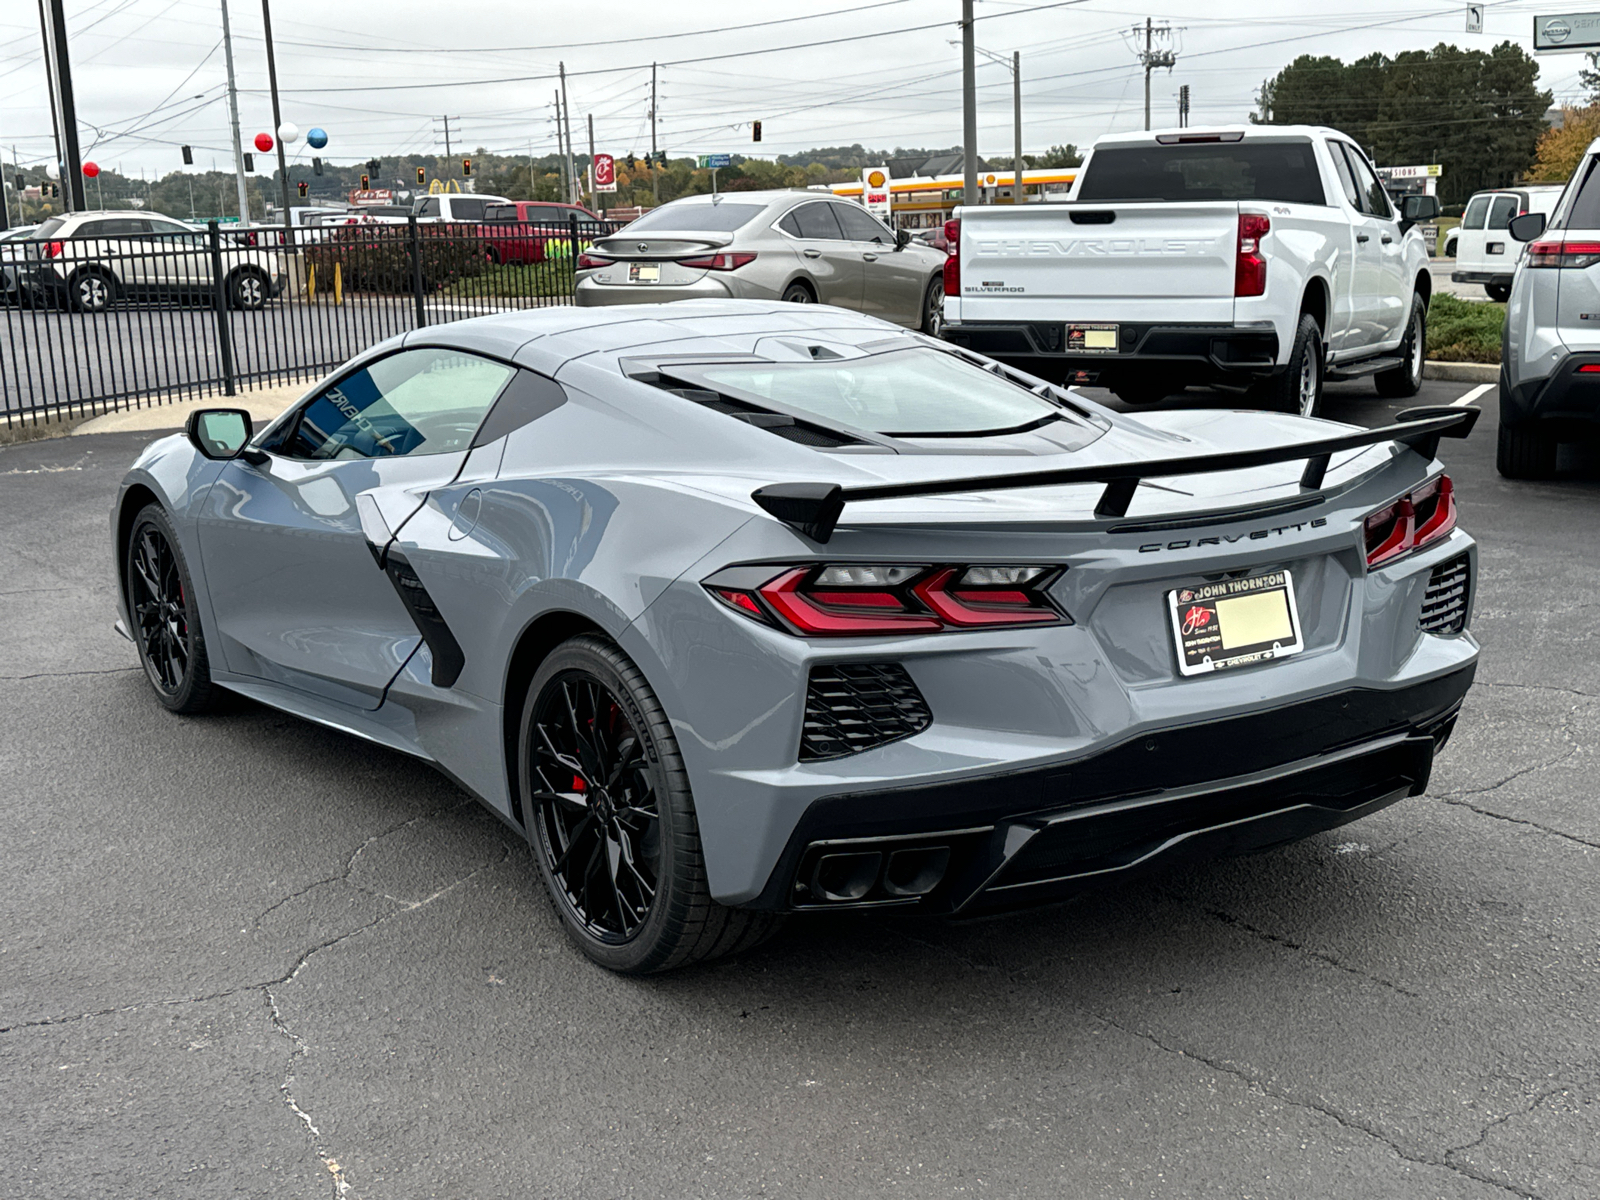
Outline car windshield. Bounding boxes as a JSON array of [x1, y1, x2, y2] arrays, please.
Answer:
[[1079, 140, 1326, 205], [691, 348, 1065, 436], [625, 202, 765, 233]]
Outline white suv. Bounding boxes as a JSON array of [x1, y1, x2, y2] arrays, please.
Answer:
[[24, 211, 285, 313]]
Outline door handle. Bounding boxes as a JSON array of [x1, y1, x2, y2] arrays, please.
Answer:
[[863, 252, 878, 262], [1356, 233, 1370, 243], [1381, 234, 1394, 244], [803, 248, 821, 258]]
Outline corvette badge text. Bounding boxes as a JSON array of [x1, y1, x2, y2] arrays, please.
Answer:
[[1140, 517, 1328, 553]]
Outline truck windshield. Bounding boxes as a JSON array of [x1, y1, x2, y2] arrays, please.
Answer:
[[1078, 141, 1326, 205]]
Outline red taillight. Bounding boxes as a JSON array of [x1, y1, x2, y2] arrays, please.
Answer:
[[678, 252, 757, 271], [1578, 364, 1600, 373], [943, 217, 960, 295], [575, 252, 611, 269], [1526, 240, 1600, 269], [1235, 213, 1269, 297], [45, 241, 63, 258], [704, 563, 1065, 636], [1365, 474, 1456, 568]]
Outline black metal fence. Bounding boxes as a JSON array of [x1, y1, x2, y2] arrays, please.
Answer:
[[0, 213, 627, 428]]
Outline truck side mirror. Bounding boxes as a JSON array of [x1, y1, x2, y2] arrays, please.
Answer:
[[1508, 211, 1546, 242], [1398, 194, 1440, 232]]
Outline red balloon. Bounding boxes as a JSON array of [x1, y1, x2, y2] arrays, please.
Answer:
[[254, 132, 274, 153], [82, 161, 100, 178]]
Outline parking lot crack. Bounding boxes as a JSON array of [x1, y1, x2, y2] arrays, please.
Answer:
[[1437, 796, 1600, 852], [1443, 1075, 1600, 1164], [1199, 907, 1421, 997], [0, 666, 141, 681]]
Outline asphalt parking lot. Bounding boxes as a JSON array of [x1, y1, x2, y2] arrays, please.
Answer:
[[2, 376, 1597, 1199]]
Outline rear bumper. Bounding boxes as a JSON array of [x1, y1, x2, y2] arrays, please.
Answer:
[[941, 320, 1281, 384], [575, 275, 740, 306], [745, 665, 1474, 915], [1452, 270, 1513, 286], [1501, 354, 1600, 430]]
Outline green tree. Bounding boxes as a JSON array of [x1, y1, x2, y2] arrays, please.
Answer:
[[1032, 144, 1082, 168]]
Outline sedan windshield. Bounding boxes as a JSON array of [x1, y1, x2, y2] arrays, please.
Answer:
[[625, 202, 766, 233], [693, 348, 1065, 436]]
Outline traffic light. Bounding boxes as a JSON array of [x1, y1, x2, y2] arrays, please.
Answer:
[[297, 180, 309, 198], [416, 166, 426, 184], [368, 158, 380, 173], [360, 173, 370, 190], [656, 149, 667, 165], [243, 153, 255, 173], [752, 120, 762, 143], [461, 157, 472, 177], [313, 157, 323, 176], [625, 154, 636, 170], [181, 145, 193, 165]]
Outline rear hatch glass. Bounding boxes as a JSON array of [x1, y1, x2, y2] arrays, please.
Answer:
[[1079, 141, 1325, 205]]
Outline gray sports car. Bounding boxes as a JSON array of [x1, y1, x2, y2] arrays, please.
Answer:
[[113, 300, 1480, 973]]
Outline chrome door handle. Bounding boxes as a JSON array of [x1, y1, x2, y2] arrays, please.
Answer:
[[1356, 233, 1370, 243], [803, 249, 821, 258], [863, 252, 878, 261], [1381, 234, 1394, 244]]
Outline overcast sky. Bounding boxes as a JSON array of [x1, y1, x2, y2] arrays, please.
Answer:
[[0, 0, 1589, 178]]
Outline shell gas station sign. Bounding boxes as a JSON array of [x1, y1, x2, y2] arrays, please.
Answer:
[[862, 168, 891, 220]]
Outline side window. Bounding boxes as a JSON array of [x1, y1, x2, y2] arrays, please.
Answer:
[[1461, 195, 1490, 230], [282, 348, 515, 461], [146, 219, 189, 235], [1343, 147, 1393, 219], [788, 202, 846, 240], [453, 198, 486, 221], [1329, 144, 1362, 211], [833, 203, 892, 244], [417, 197, 441, 218], [1486, 195, 1518, 230]]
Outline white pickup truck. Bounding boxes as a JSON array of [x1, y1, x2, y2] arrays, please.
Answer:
[[940, 125, 1439, 416]]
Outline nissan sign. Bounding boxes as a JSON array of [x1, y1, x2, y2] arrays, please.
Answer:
[[1534, 12, 1600, 50]]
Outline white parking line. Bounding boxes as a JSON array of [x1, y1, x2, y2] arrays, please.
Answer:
[[1453, 383, 1494, 407]]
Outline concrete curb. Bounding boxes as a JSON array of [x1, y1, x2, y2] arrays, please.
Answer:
[[71, 383, 304, 436], [1423, 360, 1498, 383]]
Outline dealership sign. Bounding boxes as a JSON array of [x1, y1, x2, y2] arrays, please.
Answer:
[[862, 167, 891, 220], [1534, 12, 1600, 50]]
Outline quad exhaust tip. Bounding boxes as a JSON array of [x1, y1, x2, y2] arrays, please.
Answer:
[[803, 844, 954, 906]]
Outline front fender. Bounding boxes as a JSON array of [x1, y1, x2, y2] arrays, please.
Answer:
[[111, 434, 228, 628]]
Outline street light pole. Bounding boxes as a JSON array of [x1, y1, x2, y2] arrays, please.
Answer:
[[559, 62, 577, 206], [961, 0, 977, 207], [41, 0, 86, 211], [1013, 50, 1023, 205], [218, 0, 251, 223], [260, 0, 293, 240]]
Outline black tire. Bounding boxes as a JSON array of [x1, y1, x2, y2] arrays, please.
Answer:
[[1497, 420, 1558, 480], [125, 504, 221, 715], [519, 635, 781, 973], [1485, 282, 1511, 304], [921, 276, 945, 337], [227, 268, 269, 311], [69, 269, 115, 314], [781, 281, 815, 304], [1376, 293, 1427, 398], [1255, 311, 1324, 417], [484, 245, 502, 265]]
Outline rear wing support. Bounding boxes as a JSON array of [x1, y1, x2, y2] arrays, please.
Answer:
[[750, 406, 1479, 544]]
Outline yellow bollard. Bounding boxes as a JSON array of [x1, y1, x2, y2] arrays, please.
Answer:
[[334, 261, 343, 306], [306, 263, 316, 299]]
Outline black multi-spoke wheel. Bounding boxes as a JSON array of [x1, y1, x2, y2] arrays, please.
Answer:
[[519, 636, 781, 973], [126, 505, 217, 714]]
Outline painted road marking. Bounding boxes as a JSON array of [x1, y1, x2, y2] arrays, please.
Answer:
[[1454, 383, 1494, 407]]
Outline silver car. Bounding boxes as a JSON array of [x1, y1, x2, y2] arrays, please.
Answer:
[[575, 189, 948, 334], [1500, 137, 1600, 477]]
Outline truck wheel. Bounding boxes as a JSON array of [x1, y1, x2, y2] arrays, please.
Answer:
[[1496, 421, 1558, 480], [1375, 294, 1426, 398], [1485, 282, 1511, 303], [1257, 312, 1323, 417]]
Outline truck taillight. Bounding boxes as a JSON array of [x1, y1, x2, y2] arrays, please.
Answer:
[[943, 218, 960, 295], [1526, 240, 1600, 269], [1235, 213, 1269, 297]]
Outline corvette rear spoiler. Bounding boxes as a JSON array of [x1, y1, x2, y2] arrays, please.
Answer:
[[750, 405, 1479, 543]]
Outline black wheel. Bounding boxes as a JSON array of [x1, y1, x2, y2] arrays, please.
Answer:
[[781, 281, 814, 304], [1497, 420, 1558, 479], [484, 245, 502, 265], [520, 635, 780, 973], [921, 276, 945, 337], [1256, 311, 1324, 417], [70, 269, 115, 314], [125, 504, 219, 714], [1485, 282, 1511, 303], [227, 269, 268, 311], [1376, 293, 1426, 398]]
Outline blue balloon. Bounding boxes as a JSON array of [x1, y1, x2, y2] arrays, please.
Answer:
[[306, 128, 328, 149]]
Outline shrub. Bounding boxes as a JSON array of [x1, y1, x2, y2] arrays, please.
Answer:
[[303, 224, 487, 294], [1427, 293, 1503, 363]]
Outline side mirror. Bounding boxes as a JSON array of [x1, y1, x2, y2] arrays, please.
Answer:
[[186, 408, 254, 460], [1398, 194, 1440, 231], [1509, 211, 1546, 242], [895, 227, 913, 250]]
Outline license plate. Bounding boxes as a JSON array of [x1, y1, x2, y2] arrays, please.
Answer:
[[1168, 570, 1304, 677], [628, 263, 661, 283], [1066, 323, 1118, 353]]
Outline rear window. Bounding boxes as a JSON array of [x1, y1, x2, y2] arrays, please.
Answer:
[[35, 218, 66, 239], [485, 204, 517, 222], [688, 348, 1066, 437], [1078, 141, 1326, 205], [626, 202, 765, 233]]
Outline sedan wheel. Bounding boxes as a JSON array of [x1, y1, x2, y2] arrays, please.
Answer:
[[229, 271, 266, 311], [73, 272, 112, 314], [781, 282, 814, 304], [126, 505, 218, 714]]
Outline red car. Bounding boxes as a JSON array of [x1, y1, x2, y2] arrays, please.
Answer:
[[482, 202, 611, 264]]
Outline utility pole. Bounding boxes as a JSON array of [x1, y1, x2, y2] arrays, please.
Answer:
[[1178, 83, 1190, 128], [554, 91, 566, 201], [1013, 50, 1023, 205], [218, 0, 251, 223], [586, 112, 596, 210], [40, 0, 85, 211], [443, 114, 451, 158], [559, 63, 577, 206], [961, 0, 977, 206], [35, 0, 65, 211], [650, 63, 660, 206], [261, 0, 292, 236], [1133, 18, 1177, 132]]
